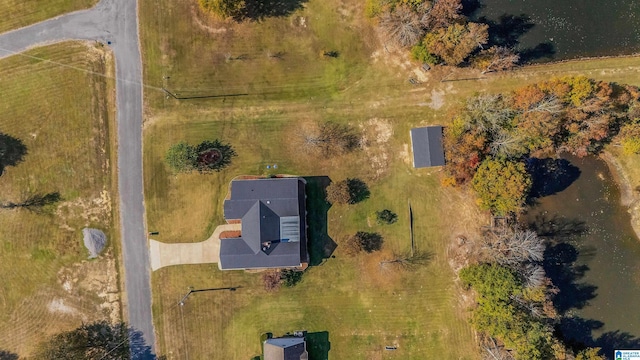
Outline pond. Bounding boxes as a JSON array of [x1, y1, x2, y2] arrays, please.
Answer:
[[471, 0, 640, 61], [523, 154, 640, 353]]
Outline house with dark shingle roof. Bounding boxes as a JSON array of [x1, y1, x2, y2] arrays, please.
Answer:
[[219, 177, 309, 270], [410, 126, 445, 168], [263, 337, 309, 360]]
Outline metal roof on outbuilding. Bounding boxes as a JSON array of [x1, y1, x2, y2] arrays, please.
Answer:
[[410, 126, 445, 168]]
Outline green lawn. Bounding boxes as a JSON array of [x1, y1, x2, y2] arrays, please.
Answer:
[[0, 0, 97, 33], [0, 42, 118, 356], [140, 0, 640, 358]]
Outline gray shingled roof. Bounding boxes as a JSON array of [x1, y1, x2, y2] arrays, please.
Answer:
[[220, 178, 308, 270], [410, 126, 445, 168], [264, 337, 308, 360]]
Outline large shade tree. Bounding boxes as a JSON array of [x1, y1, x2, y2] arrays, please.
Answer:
[[199, 0, 245, 18], [423, 22, 488, 65], [472, 158, 531, 215]]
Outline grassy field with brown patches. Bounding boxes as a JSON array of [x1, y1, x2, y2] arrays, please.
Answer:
[[0, 41, 119, 356], [140, 0, 640, 358], [140, 1, 481, 358], [0, 0, 97, 33]]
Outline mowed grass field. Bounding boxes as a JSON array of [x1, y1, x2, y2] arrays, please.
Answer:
[[0, 0, 97, 33], [0, 42, 118, 356], [140, 0, 640, 358]]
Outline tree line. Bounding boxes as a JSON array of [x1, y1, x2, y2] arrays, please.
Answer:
[[368, 0, 519, 72], [460, 227, 605, 360], [443, 76, 640, 215]]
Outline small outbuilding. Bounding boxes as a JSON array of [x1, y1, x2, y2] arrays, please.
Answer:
[[410, 126, 445, 168]]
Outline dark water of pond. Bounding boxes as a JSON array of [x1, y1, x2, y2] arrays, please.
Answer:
[[523, 154, 640, 353], [470, 0, 640, 61]]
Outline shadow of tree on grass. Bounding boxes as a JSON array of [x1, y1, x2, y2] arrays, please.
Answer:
[[35, 321, 157, 360], [0, 350, 18, 360], [306, 331, 330, 360], [244, 0, 308, 21], [0, 133, 27, 176], [346, 178, 370, 204], [1, 192, 62, 213]]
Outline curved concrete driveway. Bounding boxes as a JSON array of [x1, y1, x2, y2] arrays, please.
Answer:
[[0, 0, 155, 356]]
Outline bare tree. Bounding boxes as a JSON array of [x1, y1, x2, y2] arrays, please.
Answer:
[[510, 292, 545, 318], [489, 129, 526, 158], [300, 121, 359, 157], [528, 95, 563, 114], [379, 5, 424, 48], [379, 251, 432, 271], [465, 95, 517, 132], [519, 263, 546, 288], [262, 270, 281, 292], [420, 0, 463, 30], [480, 229, 545, 267], [480, 336, 515, 360], [325, 180, 351, 205], [475, 46, 520, 74], [466, 22, 490, 50]]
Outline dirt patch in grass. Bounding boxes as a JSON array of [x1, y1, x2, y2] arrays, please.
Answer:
[[58, 250, 121, 322], [56, 189, 112, 231], [359, 248, 406, 289], [441, 185, 489, 272], [360, 118, 394, 179]]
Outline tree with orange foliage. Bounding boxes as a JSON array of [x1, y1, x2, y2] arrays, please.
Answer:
[[472, 46, 520, 74], [423, 22, 488, 65], [443, 125, 488, 184], [419, 0, 463, 30]]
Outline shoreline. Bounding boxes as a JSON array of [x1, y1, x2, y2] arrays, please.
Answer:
[[600, 151, 640, 240]]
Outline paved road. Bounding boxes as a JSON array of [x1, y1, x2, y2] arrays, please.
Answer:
[[0, 0, 155, 357]]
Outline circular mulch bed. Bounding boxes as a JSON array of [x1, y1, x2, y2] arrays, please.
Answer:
[[197, 148, 222, 166]]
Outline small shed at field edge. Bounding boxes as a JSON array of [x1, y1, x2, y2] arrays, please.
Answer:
[[410, 126, 445, 168]]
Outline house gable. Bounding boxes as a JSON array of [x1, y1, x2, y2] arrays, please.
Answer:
[[219, 178, 308, 270]]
